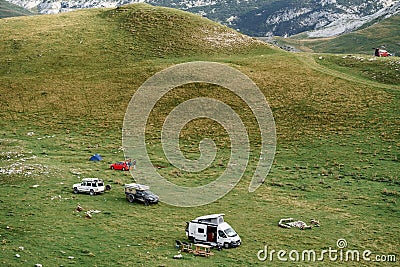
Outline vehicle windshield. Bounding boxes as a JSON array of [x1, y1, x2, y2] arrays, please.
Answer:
[[144, 190, 155, 196], [98, 182, 104, 186], [224, 228, 237, 237]]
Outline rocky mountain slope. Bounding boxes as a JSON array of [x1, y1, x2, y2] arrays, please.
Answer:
[[5, 0, 400, 37], [0, 0, 32, 18], [275, 14, 400, 55]]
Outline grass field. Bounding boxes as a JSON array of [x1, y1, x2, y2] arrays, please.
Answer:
[[0, 4, 399, 266]]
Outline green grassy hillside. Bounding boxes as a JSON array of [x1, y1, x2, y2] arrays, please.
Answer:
[[0, 0, 33, 18], [277, 14, 400, 55], [0, 4, 399, 266]]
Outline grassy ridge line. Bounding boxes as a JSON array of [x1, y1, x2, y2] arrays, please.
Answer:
[[104, 4, 266, 59], [0, 3, 271, 123]]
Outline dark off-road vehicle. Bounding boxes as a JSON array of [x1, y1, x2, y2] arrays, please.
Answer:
[[124, 183, 159, 205]]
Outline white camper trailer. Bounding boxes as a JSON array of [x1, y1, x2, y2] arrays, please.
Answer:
[[185, 214, 241, 248]]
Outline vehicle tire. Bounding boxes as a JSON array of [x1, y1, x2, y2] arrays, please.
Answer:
[[224, 242, 230, 249], [90, 189, 95, 196], [127, 194, 134, 203], [110, 166, 114, 170], [105, 184, 111, 191], [122, 167, 126, 171], [73, 187, 79, 194]]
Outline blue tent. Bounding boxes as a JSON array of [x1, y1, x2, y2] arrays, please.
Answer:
[[89, 154, 102, 161]]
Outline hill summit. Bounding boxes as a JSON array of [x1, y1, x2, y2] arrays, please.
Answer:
[[103, 4, 264, 58], [1, 3, 267, 66]]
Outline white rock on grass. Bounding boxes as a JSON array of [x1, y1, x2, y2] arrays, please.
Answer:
[[173, 253, 183, 259]]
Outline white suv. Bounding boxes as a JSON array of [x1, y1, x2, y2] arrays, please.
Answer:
[[73, 178, 105, 196]]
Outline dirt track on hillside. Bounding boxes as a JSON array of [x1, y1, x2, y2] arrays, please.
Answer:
[[295, 53, 399, 91]]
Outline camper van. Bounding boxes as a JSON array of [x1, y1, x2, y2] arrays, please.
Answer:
[[186, 214, 241, 249]]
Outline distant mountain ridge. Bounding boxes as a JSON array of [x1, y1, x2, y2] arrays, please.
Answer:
[[0, 0, 32, 18], [4, 0, 400, 37]]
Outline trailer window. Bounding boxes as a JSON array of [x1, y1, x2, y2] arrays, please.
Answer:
[[198, 228, 204, 234]]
